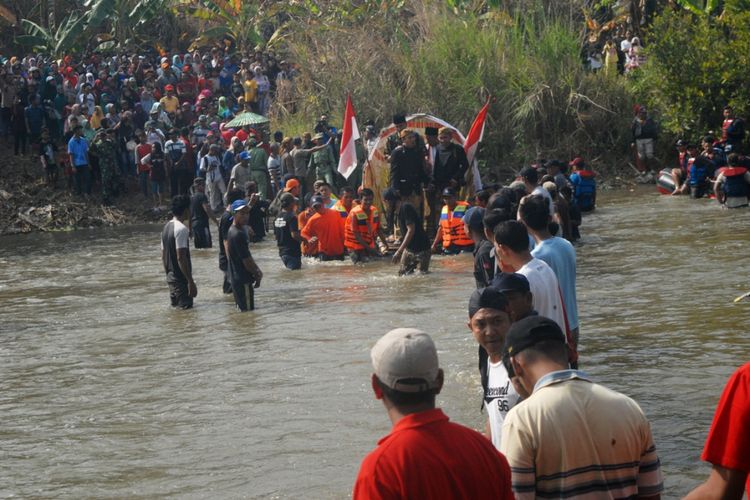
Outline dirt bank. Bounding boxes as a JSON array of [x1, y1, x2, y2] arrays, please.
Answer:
[[0, 146, 165, 236], [0, 144, 644, 236]]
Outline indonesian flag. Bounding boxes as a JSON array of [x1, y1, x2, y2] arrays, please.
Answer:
[[338, 95, 361, 180], [463, 99, 490, 165]]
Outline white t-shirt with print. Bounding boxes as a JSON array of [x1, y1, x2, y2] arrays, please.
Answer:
[[485, 359, 521, 450]]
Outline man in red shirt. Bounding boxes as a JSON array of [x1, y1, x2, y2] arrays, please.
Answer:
[[685, 362, 750, 500], [353, 328, 514, 500]]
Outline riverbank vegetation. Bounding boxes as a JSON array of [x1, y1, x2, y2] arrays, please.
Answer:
[[2, 0, 749, 173]]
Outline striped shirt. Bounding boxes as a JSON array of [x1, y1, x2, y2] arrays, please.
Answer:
[[500, 370, 663, 499]]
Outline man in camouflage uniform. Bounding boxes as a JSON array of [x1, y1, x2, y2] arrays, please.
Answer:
[[309, 132, 337, 188], [90, 128, 121, 205], [246, 137, 270, 199]]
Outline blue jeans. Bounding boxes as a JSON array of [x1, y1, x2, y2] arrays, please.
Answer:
[[74, 165, 91, 195], [281, 254, 301, 270]]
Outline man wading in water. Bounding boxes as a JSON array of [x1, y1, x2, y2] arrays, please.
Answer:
[[225, 199, 263, 311], [161, 195, 197, 309]]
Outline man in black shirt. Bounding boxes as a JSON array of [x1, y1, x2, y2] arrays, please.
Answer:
[[244, 180, 269, 242], [161, 195, 196, 309], [218, 189, 245, 294], [463, 206, 494, 288], [392, 197, 431, 275], [225, 199, 264, 311], [274, 192, 302, 270], [390, 129, 429, 225], [190, 178, 218, 248]]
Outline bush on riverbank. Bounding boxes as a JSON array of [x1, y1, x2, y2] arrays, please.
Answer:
[[635, 9, 750, 141], [275, 2, 636, 178]]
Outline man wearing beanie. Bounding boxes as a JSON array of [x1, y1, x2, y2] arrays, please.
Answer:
[[467, 288, 521, 450], [354, 328, 513, 499]]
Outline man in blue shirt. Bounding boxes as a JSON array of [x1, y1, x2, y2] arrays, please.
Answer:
[[24, 94, 46, 146], [67, 125, 91, 195], [518, 195, 579, 349]]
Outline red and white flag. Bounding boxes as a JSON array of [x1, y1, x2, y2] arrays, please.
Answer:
[[338, 95, 361, 180], [463, 99, 490, 165]]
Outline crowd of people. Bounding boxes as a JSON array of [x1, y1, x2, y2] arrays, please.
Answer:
[[159, 113, 598, 314], [0, 48, 300, 205], [5, 49, 748, 499]]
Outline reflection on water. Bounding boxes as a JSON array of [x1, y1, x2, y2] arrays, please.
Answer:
[[1, 188, 748, 497]]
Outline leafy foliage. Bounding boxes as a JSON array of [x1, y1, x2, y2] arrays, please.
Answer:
[[634, 9, 750, 139], [16, 15, 89, 54], [281, 2, 635, 174]]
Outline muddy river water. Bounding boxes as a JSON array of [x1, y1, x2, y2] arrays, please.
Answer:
[[1, 187, 748, 498]]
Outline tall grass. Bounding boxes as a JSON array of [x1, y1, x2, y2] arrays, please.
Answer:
[[275, 1, 635, 177]]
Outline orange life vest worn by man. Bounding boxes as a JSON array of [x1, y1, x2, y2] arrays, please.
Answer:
[[431, 187, 474, 255], [344, 188, 385, 263], [333, 186, 357, 229], [301, 195, 345, 260]]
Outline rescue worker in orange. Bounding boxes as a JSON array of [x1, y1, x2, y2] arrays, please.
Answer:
[[301, 194, 346, 261], [344, 188, 388, 263], [333, 186, 357, 228], [431, 187, 475, 255], [298, 195, 319, 257]]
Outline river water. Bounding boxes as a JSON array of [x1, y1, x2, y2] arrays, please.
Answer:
[[1, 187, 748, 498]]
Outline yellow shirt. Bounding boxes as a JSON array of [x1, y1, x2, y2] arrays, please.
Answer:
[[160, 95, 179, 114], [243, 79, 258, 103]]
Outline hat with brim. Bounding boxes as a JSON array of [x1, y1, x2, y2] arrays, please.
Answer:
[[371, 328, 439, 393], [503, 316, 565, 359], [468, 287, 509, 319], [230, 199, 249, 213]]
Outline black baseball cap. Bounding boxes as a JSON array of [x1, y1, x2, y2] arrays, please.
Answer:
[[468, 287, 509, 319], [493, 273, 530, 294], [503, 316, 565, 359], [442, 187, 457, 197], [519, 166, 538, 183]]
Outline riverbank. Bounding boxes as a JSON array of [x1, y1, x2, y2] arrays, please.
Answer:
[[0, 148, 165, 235], [0, 144, 644, 236]]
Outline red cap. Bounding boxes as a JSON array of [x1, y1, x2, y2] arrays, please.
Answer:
[[569, 157, 584, 168], [165, 84, 174, 91]]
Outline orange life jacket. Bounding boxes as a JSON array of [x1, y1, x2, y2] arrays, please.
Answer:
[[298, 209, 318, 256], [439, 201, 473, 248], [344, 204, 380, 250]]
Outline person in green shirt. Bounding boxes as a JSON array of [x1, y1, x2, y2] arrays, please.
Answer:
[[309, 132, 336, 188], [246, 137, 270, 198]]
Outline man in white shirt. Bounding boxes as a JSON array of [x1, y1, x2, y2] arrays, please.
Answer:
[[467, 287, 521, 450], [492, 220, 566, 334], [160, 195, 197, 309]]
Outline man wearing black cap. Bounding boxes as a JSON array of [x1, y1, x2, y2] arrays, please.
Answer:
[[492, 272, 535, 322], [467, 288, 521, 450], [384, 114, 408, 161], [500, 316, 663, 499], [354, 328, 514, 499]]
